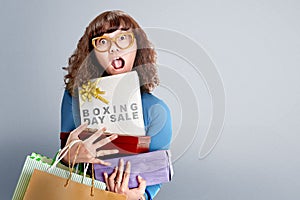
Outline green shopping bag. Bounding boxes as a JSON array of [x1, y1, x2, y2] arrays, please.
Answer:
[[12, 140, 106, 200]]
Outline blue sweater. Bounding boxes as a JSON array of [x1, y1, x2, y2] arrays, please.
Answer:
[[61, 90, 172, 199]]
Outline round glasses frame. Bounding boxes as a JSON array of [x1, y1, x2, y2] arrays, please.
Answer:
[[91, 32, 135, 52]]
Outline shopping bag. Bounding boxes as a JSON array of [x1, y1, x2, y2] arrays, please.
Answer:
[[94, 150, 174, 188], [12, 140, 126, 200], [12, 153, 106, 199], [23, 169, 126, 200]]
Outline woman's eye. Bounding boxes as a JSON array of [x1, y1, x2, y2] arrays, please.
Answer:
[[99, 39, 107, 45], [120, 35, 126, 40]]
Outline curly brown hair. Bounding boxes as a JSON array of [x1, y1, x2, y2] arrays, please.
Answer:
[[63, 10, 159, 96]]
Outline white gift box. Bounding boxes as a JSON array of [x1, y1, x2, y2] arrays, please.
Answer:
[[78, 71, 145, 136]]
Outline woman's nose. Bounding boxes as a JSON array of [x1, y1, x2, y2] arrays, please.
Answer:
[[109, 42, 120, 53]]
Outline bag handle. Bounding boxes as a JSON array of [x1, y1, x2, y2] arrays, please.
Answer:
[[64, 143, 81, 187], [64, 143, 96, 196], [48, 139, 96, 196], [48, 139, 82, 170]]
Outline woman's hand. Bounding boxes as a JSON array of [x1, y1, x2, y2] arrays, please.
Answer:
[[62, 123, 119, 165], [104, 159, 147, 200]]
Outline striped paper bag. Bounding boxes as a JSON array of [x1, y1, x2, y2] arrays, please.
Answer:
[[12, 152, 106, 200]]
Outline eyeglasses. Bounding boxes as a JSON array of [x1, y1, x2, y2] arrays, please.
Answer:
[[92, 32, 135, 52]]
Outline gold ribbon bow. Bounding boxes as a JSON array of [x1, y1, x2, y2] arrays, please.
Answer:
[[79, 79, 109, 105]]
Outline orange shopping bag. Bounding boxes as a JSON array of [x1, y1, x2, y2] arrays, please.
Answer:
[[23, 169, 126, 200]]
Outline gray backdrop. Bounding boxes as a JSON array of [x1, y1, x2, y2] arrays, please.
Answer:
[[1, 0, 300, 199]]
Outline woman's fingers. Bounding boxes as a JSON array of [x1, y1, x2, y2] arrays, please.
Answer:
[[69, 123, 88, 139], [103, 172, 110, 191], [137, 175, 146, 191], [133, 176, 147, 198], [96, 149, 119, 157], [81, 127, 117, 156], [84, 127, 105, 145], [116, 158, 124, 182], [93, 134, 118, 149], [108, 166, 118, 191], [85, 136, 119, 158], [64, 125, 119, 164], [114, 158, 124, 192], [84, 128, 118, 152], [89, 158, 111, 166], [120, 161, 131, 191]]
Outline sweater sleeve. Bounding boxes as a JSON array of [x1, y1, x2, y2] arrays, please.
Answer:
[[143, 96, 173, 199], [61, 90, 76, 132], [146, 102, 172, 151]]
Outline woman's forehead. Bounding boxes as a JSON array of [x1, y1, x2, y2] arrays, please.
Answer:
[[95, 28, 131, 39], [97, 18, 132, 34]]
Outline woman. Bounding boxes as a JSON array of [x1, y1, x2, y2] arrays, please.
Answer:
[[61, 10, 172, 200]]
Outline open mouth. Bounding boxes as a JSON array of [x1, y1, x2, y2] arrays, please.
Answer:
[[111, 57, 125, 70]]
